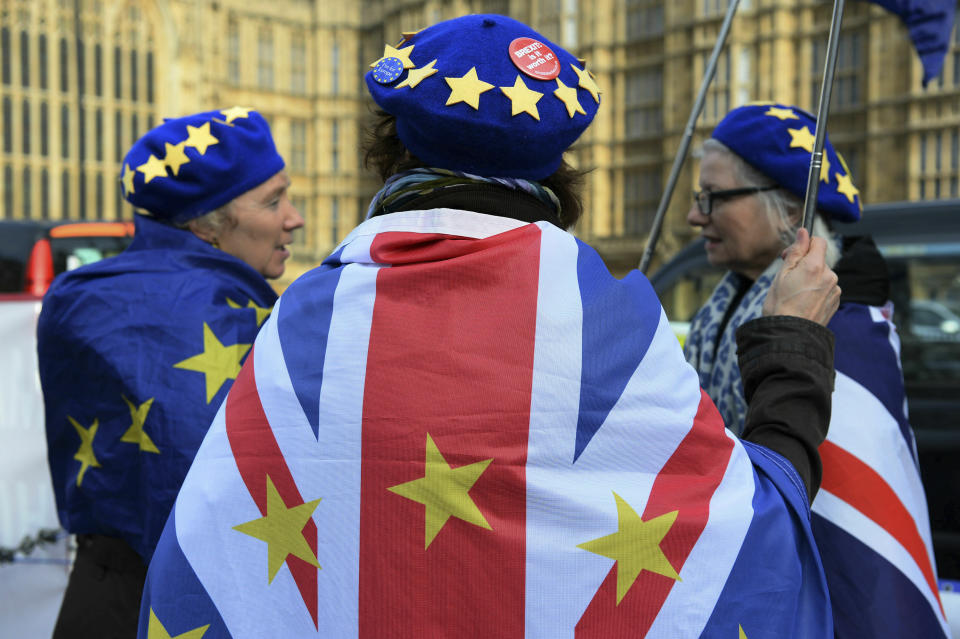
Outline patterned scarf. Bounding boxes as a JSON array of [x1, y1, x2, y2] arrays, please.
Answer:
[[683, 258, 782, 435], [365, 168, 562, 221]]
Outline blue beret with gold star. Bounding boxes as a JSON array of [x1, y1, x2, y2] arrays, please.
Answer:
[[711, 103, 861, 223], [119, 107, 285, 224], [365, 14, 601, 181]]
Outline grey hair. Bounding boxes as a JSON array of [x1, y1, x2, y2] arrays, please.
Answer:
[[701, 138, 840, 267], [176, 203, 236, 237]]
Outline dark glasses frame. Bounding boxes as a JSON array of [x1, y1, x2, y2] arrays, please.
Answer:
[[692, 185, 779, 216]]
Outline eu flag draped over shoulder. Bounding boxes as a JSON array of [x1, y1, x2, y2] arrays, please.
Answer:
[[864, 0, 958, 85], [138, 210, 832, 638], [38, 214, 278, 562]]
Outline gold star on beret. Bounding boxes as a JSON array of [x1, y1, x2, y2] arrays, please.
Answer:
[[163, 142, 190, 176], [220, 105, 253, 124], [137, 154, 167, 184], [399, 29, 422, 44], [120, 163, 136, 195], [570, 64, 600, 104], [787, 126, 816, 153], [501, 75, 543, 120], [765, 106, 798, 121], [372, 44, 415, 70], [184, 122, 219, 155], [444, 67, 494, 110], [835, 171, 860, 203], [554, 78, 586, 118], [820, 154, 831, 184], [396, 59, 439, 89]]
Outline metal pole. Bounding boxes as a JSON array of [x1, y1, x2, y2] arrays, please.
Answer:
[[639, 0, 742, 274], [73, 0, 86, 221], [802, 0, 846, 234]]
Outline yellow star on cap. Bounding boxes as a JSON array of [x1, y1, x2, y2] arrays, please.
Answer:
[[739, 625, 748, 639], [147, 608, 210, 639], [173, 322, 251, 404], [571, 64, 601, 104], [184, 122, 219, 155], [388, 433, 493, 549], [444, 67, 494, 110], [819, 153, 832, 184], [787, 126, 816, 153], [371, 44, 415, 70], [233, 475, 322, 583], [68, 416, 101, 487], [163, 142, 190, 177], [396, 59, 439, 89], [578, 492, 681, 604], [399, 29, 422, 44], [554, 78, 586, 118], [500, 75, 543, 120], [220, 105, 252, 124], [120, 163, 136, 195], [227, 297, 272, 327], [120, 395, 159, 454], [835, 171, 860, 203], [765, 106, 798, 121], [137, 154, 167, 184]]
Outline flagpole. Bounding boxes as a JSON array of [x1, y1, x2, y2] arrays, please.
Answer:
[[802, 0, 846, 233], [639, 0, 743, 274]]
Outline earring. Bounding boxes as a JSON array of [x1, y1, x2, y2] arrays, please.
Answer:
[[211, 237, 220, 249]]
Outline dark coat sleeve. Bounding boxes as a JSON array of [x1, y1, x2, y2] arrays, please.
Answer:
[[736, 316, 835, 503]]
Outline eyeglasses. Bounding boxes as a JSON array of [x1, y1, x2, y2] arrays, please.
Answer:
[[692, 185, 779, 216]]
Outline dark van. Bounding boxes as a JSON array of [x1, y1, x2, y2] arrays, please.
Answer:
[[0, 220, 134, 297], [651, 198, 960, 578]]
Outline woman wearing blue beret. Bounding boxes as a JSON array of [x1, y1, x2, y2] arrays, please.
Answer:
[[37, 107, 303, 638], [138, 19, 841, 638], [685, 103, 949, 637]]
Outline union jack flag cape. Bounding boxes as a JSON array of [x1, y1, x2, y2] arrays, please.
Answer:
[[814, 302, 950, 637], [138, 210, 831, 638]]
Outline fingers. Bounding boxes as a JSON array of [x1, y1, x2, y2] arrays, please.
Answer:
[[782, 227, 811, 265]]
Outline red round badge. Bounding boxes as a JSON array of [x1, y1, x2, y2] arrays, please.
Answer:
[[508, 37, 560, 81]]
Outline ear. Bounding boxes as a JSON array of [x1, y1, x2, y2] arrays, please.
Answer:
[[186, 218, 217, 245]]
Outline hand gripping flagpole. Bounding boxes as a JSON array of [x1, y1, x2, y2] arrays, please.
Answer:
[[802, 0, 846, 234], [639, 0, 742, 274]]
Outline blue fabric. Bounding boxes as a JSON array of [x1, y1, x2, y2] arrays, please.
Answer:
[[122, 108, 284, 223], [831, 303, 915, 450], [813, 515, 946, 638], [276, 246, 345, 438], [38, 215, 278, 561], [711, 103, 861, 223], [703, 442, 833, 639], [137, 508, 229, 638], [365, 14, 600, 180], [574, 239, 661, 461], [864, 0, 957, 85]]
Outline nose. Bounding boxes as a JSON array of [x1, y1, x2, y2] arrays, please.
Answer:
[[284, 199, 305, 231], [687, 201, 708, 227]]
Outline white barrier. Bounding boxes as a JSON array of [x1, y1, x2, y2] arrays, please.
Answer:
[[0, 299, 68, 637]]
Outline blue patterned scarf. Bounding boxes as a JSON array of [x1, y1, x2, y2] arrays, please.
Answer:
[[365, 168, 562, 221], [683, 259, 781, 435]]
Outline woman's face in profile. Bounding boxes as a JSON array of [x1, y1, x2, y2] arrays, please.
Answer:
[[687, 150, 784, 281], [216, 171, 305, 279]]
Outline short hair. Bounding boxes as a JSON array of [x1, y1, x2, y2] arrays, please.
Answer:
[[363, 110, 588, 230], [701, 138, 840, 267], [177, 202, 236, 236]]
